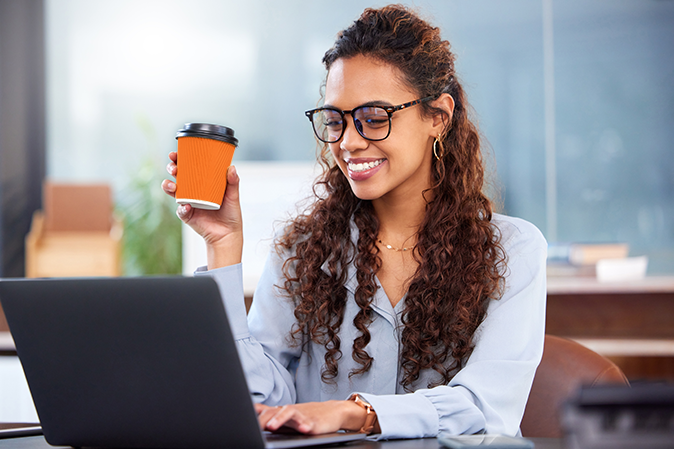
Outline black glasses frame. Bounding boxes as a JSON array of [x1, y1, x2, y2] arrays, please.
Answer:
[[304, 95, 436, 143]]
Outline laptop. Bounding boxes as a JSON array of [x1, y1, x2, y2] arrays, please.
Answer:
[[0, 276, 366, 449]]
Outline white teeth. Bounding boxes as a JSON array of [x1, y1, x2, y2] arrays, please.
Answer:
[[347, 159, 383, 173]]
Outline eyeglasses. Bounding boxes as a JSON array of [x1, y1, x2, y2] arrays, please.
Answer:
[[304, 96, 436, 144]]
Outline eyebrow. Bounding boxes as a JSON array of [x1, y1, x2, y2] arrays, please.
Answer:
[[322, 100, 394, 111]]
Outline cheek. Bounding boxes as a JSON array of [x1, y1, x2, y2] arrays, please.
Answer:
[[391, 134, 431, 163]]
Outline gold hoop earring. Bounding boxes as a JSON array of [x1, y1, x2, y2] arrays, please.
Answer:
[[433, 136, 443, 160]]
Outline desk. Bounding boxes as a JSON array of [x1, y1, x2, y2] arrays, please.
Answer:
[[0, 435, 563, 449]]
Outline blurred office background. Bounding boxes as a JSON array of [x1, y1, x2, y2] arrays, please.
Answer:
[[1, 0, 673, 277], [1, 0, 674, 423]]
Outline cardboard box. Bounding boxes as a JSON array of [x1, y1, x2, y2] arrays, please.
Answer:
[[25, 183, 122, 278]]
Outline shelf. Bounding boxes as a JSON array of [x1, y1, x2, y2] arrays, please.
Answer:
[[547, 276, 674, 295], [572, 338, 674, 357]]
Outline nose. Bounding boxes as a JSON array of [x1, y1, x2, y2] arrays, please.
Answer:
[[339, 115, 369, 153]]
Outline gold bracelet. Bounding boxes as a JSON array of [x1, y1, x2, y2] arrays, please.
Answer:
[[348, 393, 377, 434]]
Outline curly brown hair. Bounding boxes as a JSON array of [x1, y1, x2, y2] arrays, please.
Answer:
[[277, 4, 506, 391]]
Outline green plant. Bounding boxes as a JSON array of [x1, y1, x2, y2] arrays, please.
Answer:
[[118, 157, 182, 276], [117, 115, 182, 276]]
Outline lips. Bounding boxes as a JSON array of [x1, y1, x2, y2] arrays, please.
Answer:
[[345, 158, 386, 181]]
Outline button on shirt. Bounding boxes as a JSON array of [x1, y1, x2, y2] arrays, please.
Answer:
[[197, 213, 547, 440]]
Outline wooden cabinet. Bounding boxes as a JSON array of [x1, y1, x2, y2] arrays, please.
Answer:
[[546, 276, 674, 381]]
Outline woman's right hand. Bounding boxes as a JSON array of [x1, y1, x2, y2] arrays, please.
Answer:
[[161, 151, 243, 269]]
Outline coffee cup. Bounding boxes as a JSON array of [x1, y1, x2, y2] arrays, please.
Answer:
[[174, 123, 238, 210]]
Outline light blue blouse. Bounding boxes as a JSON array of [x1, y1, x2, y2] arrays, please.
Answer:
[[197, 213, 547, 440]]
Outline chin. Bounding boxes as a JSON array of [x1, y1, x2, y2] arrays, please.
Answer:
[[339, 167, 388, 201], [348, 183, 383, 201], [353, 193, 379, 201]]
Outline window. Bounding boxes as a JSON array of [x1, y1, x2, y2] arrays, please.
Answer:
[[46, 0, 674, 275]]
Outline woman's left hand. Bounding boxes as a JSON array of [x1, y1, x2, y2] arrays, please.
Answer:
[[255, 401, 366, 435]]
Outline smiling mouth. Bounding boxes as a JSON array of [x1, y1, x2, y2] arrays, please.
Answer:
[[347, 159, 385, 173]]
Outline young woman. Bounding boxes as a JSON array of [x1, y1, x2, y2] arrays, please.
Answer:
[[162, 5, 546, 440]]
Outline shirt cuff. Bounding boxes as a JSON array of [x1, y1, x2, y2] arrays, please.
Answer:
[[194, 264, 250, 340], [355, 392, 439, 440]]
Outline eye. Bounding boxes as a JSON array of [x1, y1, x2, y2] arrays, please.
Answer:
[[356, 107, 389, 129], [321, 110, 343, 129], [362, 117, 389, 128]]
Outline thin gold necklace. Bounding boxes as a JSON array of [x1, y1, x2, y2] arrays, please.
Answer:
[[377, 238, 415, 252]]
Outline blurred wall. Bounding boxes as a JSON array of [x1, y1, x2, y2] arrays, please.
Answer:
[[1, 0, 673, 275]]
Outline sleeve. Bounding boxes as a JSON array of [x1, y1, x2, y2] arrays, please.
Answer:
[[358, 218, 548, 439], [194, 249, 302, 406]]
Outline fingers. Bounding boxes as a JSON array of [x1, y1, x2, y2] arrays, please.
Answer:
[[216, 165, 243, 230], [257, 405, 312, 434], [166, 156, 177, 178], [166, 162, 177, 177], [176, 203, 194, 223], [254, 403, 270, 414], [161, 179, 176, 198], [163, 152, 178, 199], [228, 164, 239, 185], [222, 165, 240, 205], [164, 151, 193, 223], [256, 405, 278, 429]]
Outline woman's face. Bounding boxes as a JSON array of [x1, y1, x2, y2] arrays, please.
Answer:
[[324, 55, 439, 203]]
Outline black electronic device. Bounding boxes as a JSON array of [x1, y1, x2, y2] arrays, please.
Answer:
[[0, 277, 365, 449], [562, 383, 674, 449]]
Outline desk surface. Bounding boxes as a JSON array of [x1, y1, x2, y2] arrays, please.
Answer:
[[0, 435, 563, 449]]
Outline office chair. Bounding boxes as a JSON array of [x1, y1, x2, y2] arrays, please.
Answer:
[[520, 334, 629, 438]]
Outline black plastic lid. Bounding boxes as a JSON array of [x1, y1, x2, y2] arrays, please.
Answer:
[[175, 123, 238, 146]]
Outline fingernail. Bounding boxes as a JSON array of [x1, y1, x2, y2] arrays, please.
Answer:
[[168, 181, 175, 191]]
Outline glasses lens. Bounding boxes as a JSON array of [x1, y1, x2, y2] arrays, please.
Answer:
[[311, 109, 343, 143], [353, 107, 390, 141]]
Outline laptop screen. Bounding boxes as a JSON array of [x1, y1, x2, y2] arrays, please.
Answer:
[[0, 276, 265, 449]]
